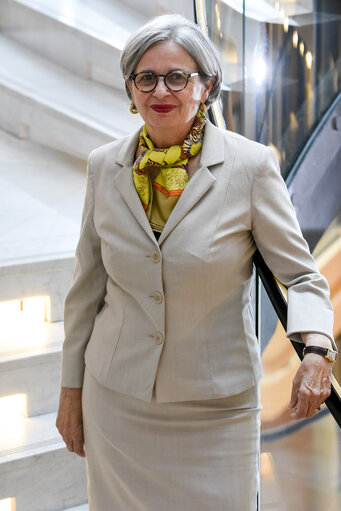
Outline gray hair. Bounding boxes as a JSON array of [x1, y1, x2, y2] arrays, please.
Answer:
[[120, 14, 222, 106]]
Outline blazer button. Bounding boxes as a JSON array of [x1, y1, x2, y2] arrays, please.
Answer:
[[151, 251, 161, 263], [151, 291, 163, 304], [153, 333, 164, 344]]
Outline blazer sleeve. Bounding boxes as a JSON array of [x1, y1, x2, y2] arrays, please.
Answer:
[[61, 151, 108, 387], [251, 145, 334, 344]]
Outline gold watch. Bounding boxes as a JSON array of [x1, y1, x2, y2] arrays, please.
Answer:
[[303, 345, 337, 362]]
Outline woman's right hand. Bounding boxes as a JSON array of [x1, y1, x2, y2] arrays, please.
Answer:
[[56, 387, 86, 457]]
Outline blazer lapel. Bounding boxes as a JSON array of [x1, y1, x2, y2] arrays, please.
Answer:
[[113, 129, 158, 244], [159, 122, 225, 245]]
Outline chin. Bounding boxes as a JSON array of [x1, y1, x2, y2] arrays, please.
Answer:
[[148, 115, 179, 127]]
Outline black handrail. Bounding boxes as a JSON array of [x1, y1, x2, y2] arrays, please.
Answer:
[[193, 0, 341, 428]]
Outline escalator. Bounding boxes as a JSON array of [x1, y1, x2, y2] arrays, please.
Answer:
[[193, 1, 341, 508]]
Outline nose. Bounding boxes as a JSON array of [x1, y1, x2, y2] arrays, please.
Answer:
[[152, 77, 170, 96]]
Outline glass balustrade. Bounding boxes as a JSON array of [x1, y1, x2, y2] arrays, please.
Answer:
[[204, 0, 341, 177]]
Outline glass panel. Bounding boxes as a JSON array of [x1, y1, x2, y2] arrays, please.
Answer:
[[260, 211, 341, 509], [205, 0, 341, 177], [313, 210, 341, 382], [261, 412, 341, 510], [204, 1, 245, 132]]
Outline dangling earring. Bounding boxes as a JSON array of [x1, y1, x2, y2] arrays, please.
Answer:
[[130, 103, 138, 114], [199, 102, 207, 114]]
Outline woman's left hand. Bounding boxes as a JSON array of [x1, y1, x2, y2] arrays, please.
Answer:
[[289, 333, 334, 419]]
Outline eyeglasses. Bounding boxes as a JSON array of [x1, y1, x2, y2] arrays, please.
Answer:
[[130, 70, 200, 92]]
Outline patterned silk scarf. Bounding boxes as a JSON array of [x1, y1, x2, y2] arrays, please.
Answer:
[[133, 111, 206, 233]]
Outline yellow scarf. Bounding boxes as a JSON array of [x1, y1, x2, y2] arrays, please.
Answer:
[[133, 111, 206, 233]]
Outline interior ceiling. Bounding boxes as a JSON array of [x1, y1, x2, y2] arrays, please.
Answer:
[[219, 0, 313, 22]]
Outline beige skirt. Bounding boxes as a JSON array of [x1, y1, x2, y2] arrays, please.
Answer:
[[82, 367, 261, 511]]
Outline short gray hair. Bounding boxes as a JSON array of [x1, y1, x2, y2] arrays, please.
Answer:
[[120, 14, 222, 106]]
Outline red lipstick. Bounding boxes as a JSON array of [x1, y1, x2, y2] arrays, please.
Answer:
[[151, 105, 176, 113]]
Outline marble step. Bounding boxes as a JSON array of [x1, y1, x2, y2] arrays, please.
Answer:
[[0, 0, 147, 90], [62, 505, 89, 511], [0, 412, 87, 511], [119, 0, 194, 19], [0, 130, 86, 319], [0, 257, 74, 322], [0, 35, 142, 160], [0, 321, 63, 417]]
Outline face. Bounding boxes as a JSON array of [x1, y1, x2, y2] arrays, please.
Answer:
[[126, 41, 213, 142]]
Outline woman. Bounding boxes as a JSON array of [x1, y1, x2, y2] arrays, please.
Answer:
[[56, 14, 336, 511]]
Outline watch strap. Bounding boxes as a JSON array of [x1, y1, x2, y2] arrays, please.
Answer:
[[303, 345, 337, 362]]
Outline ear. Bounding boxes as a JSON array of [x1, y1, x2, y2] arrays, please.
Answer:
[[125, 79, 133, 95], [202, 76, 215, 103]]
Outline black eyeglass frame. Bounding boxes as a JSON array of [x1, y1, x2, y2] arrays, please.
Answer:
[[129, 70, 200, 92]]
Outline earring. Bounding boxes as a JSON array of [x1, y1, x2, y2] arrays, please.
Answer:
[[130, 103, 138, 114], [199, 102, 207, 114]]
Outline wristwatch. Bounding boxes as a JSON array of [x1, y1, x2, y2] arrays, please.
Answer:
[[303, 345, 338, 362]]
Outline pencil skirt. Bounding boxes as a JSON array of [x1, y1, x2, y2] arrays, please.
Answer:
[[82, 367, 261, 511]]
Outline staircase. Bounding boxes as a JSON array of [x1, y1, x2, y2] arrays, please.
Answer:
[[0, 1, 194, 509]]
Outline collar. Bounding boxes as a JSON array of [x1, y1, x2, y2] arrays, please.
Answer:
[[115, 119, 225, 169]]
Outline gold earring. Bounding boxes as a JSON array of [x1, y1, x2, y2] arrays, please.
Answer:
[[199, 102, 207, 114], [130, 103, 138, 114]]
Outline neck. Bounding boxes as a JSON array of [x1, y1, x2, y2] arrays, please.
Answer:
[[146, 122, 193, 148]]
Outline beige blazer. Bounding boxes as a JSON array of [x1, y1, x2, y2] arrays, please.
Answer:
[[61, 121, 334, 403]]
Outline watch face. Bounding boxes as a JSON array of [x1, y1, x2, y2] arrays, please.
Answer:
[[327, 349, 337, 362]]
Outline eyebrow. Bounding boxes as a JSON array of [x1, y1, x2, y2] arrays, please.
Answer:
[[134, 69, 188, 74]]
